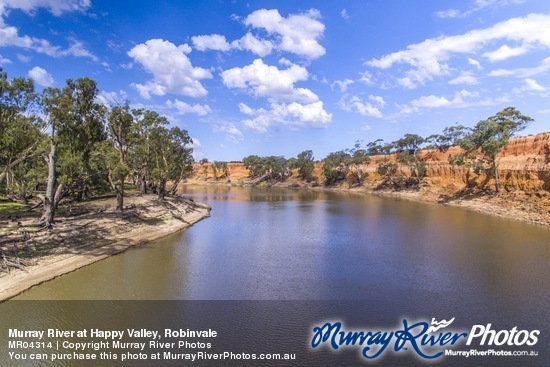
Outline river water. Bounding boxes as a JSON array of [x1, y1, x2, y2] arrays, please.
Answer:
[[2, 186, 548, 366]]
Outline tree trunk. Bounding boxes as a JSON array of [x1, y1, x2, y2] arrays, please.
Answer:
[[116, 178, 125, 211], [116, 190, 124, 211], [158, 178, 166, 200], [493, 162, 500, 193], [43, 139, 57, 228]]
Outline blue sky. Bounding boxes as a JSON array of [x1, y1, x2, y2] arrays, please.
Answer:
[[1, 0, 549, 161]]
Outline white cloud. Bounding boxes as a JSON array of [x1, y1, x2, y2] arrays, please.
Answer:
[[523, 78, 546, 92], [221, 58, 318, 104], [436, 0, 525, 19], [96, 90, 128, 106], [449, 71, 478, 85], [482, 44, 529, 62], [366, 14, 550, 88], [341, 9, 349, 20], [0, 0, 91, 16], [489, 56, 550, 77], [468, 57, 482, 69], [398, 89, 506, 114], [0, 1, 96, 60], [213, 122, 244, 143], [231, 32, 273, 57], [16, 53, 30, 62], [239, 101, 332, 133], [244, 8, 326, 59], [0, 53, 10, 64], [339, 94, 385, 118], [192, 34, 231, 51], [128, 39, 212, 99], [436, 9, 461, 18], [359, 71, 375, 85], [28, 66, 53, 86], [166, 99, 212, 116], [331, 78, 354, 92]]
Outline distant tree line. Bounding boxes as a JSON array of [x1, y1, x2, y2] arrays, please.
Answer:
[[0, 68, 195, 228], [241, 107, 533, 192]]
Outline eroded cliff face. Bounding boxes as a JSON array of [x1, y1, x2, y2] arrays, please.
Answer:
[[422, 132, 550, 194], [190, 132, 550, 195]]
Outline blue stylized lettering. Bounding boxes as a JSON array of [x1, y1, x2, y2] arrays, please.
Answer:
[[394, 320, 442, 359]]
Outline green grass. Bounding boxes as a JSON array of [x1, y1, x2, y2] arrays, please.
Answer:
[[0, 200, 27, 215]]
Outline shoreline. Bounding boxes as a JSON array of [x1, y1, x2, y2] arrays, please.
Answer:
[[184, 179, 550, 228], [0, 195, 211, 302]]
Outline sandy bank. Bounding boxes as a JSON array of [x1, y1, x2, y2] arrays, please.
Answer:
[[0, 194, 211, 301]]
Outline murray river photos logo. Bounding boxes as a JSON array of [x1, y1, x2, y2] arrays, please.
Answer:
[[310, 317, 540, 360]]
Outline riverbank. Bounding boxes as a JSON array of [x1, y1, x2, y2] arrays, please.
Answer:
[[181, 176, 550, 228], [0, 194, 211, 301]]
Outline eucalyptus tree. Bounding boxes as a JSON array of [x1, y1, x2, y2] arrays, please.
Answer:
[[427, 124, 468, 152], [199, 158, 209, 180], [322, 150, 351, 185], [40, 78, 106, 227], [345, 142, 371, 187], [242, 155, 265, 178], [450, 107, 533, 192], [130, 109, 168, 194], [0, 68, 43, 188], [211, 161, 229, 180], [291, 150, 315, 182], [149, 126, 194, 200], [392, 134, 426, 184], [105, 102, 135, 211]]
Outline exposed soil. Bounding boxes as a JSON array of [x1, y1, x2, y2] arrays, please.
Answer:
[[0, 194, 211, 301]]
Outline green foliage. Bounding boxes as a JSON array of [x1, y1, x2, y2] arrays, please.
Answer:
[[211, 161, 229, 180], [242, 155, 288, 181], [427, 124, 468, 152], [392, 134, 426, 184], [322, 151, 350, 185], [290, 150, 315, 182], [243, 155, 265, 178], [451, 107, 533, 192], [0, 69, 43, 196]]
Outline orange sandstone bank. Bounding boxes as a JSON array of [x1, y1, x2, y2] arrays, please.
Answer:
[[0, 195, 211, 301], [184, 133, 550, 227]]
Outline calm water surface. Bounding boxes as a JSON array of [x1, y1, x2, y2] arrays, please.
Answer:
[[3, 186, 548, 366]]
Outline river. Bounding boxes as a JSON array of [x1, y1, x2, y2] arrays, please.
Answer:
[[2, 185, 548, 366]]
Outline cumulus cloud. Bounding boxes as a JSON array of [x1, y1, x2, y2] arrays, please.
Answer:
[[366, 14, 550, 88], [243, 8, 326, 59], [338, 94, 385, 118], [128, 39, 212, 99], [191, 34, 231, 51], [166, 99, 212, 116], [190, 9, 325, 59], [221, 58, 318, 104], [0, 1, 96, 60], [28, 66, 54, 86], [231, 32, 274, 57], [239, 101, 331, 132]]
